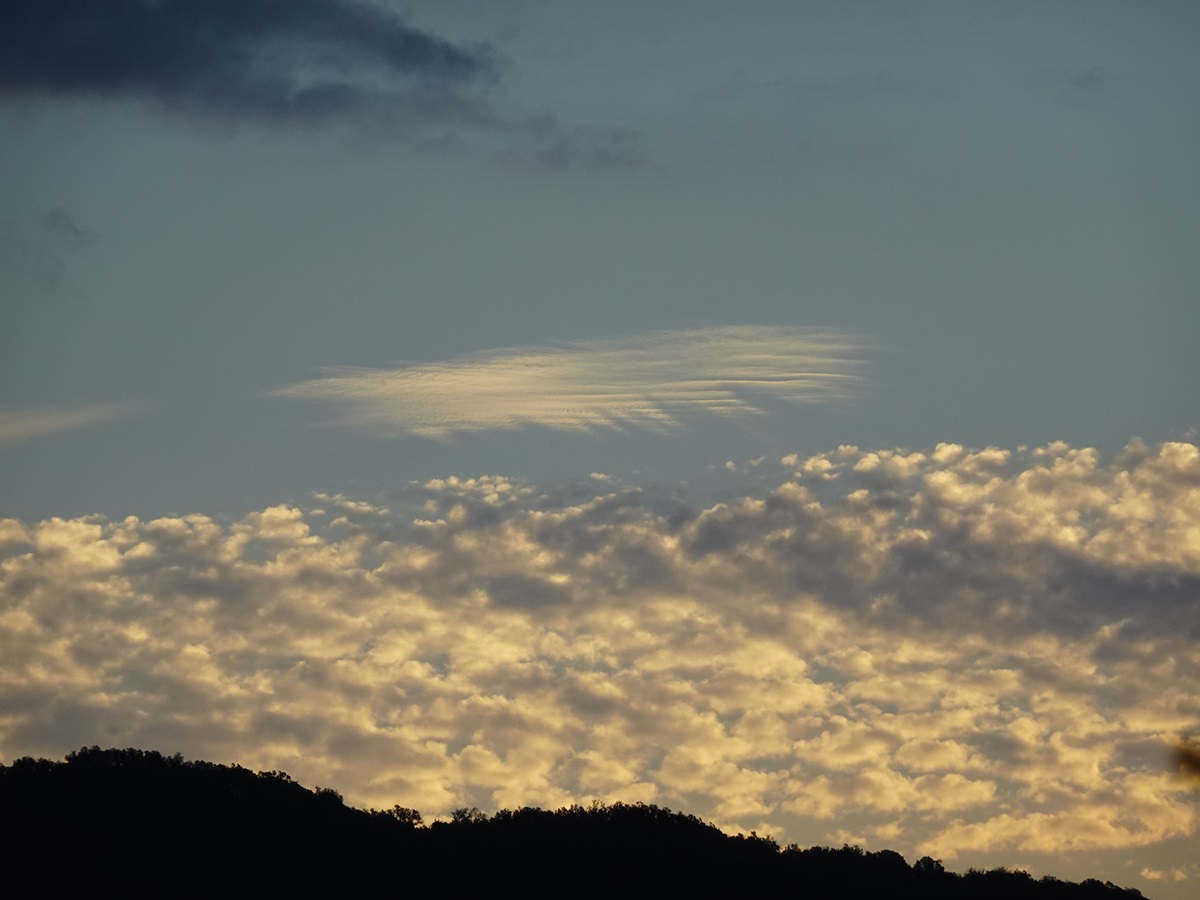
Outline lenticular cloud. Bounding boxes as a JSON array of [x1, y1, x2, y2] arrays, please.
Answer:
[[276, 326, 864, 437]]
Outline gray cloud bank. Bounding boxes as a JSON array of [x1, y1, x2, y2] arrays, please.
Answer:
[[0, 0, 492, 122], [278, 326, 864, 437], [2, 438, 1197, 883]]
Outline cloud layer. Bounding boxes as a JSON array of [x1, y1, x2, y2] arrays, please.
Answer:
[[3, 438, 1198, 889], [278, 326, 864, 437]]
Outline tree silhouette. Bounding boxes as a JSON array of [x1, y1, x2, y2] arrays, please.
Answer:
[[0, 747, 1149, 899]]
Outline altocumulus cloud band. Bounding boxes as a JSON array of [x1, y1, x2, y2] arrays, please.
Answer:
[[1, 439, 1196, 862]]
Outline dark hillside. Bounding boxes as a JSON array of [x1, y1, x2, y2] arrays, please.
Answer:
[[0, 747, 1147, 900]]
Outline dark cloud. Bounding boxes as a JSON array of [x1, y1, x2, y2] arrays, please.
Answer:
[[1058, 67, 1108, 94], [0, 209, 95, 300], [489, 120, 648, 172], [787, 72, 894, 99], [0, 0, 493, 122], [0, 3, 651, 169], [483, 573, 571, 610], [44, 209, 94, 248], [1174, 740, 1200, 786], [702, 71, 895, 108]]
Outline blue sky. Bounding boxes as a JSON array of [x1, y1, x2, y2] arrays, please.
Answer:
[[2, 2, 1199, 895]]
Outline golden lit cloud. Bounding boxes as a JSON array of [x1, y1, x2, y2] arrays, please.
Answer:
[[276, 325, 864, 437], [1, 439, 1197, 881]]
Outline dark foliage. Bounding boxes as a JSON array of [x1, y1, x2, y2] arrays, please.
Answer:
[[0, 747, 1148, 899]]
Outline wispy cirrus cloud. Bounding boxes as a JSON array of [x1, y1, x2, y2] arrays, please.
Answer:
[[0, 404, 129, 447], [277, 325, 865, 438]]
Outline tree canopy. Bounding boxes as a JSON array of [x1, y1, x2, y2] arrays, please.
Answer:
[[0, 747, 1148, 900]]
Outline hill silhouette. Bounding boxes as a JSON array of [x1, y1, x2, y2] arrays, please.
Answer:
[[0, 746, 1147, 899]]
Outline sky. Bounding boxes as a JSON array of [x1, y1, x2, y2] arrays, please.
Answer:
[[1, 0, 1198, 894]]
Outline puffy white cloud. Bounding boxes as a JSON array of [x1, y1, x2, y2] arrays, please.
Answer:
[[276, 326, 863, 437], [1141, 865, 1195, 883], [1, 439, 1197, 885]]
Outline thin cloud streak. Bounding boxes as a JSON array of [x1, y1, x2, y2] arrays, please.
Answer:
[[277, 326, 865, 437], [0, 404, 129, 447]]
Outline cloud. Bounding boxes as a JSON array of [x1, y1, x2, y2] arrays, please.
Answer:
[[1, 440, 1197, 881], [0, 404, 129, 447], [492, 125, 647, 172], [1, 208, 95, 298], [1174, 739, 1200, 787], [0, 2, 647, 169], [277, 326, 864, 438], [1048, 66, 1110, 95], [43, 209, 94, 248], [1141, 865, 1195, 883], [702, 71, 896, 108], [0, 0, 492, 123]]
